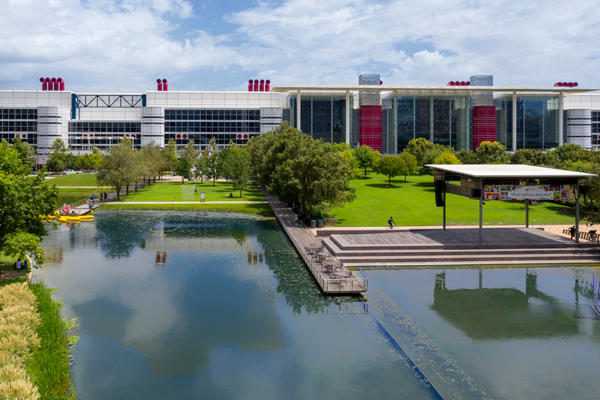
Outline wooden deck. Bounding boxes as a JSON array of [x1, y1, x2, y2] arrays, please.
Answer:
[[322, 227, 600, 267], [260, 189, 367, 294]]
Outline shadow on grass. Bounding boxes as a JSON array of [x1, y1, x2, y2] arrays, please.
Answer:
[[542, 205, 576, 218], [412, 181, 434, 188], [364, 183, 404, 189]]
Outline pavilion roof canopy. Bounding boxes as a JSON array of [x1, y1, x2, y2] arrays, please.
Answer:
[[271, 85, 597, 94], [425, 164, 597, 179]]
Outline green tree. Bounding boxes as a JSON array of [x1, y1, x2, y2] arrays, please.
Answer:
[[205, 137, 223, 186], [398, 151, 419, 181], [46, 138, 68, 172], [223, 144, 252, 197], [164, 138, 178, 174], [434, 151, 462, 165], [0, 140, 57, 263], [456, 149, 479, 164], [174, 156, 192, 183], [510, 149, 545, 165], [11, 137, 35, 171], [374, 155, 406, 186], [97, 138, 137, 199], [405, 137, 434, 166], [195, 154, 207, 182], [183, 139, 199, 164], [353, 145, 379, 177], [249, 123, 354, 220], [476, 141, 508, 164]]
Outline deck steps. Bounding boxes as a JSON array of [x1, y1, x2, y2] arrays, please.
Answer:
[[322, 234, 600, 267]]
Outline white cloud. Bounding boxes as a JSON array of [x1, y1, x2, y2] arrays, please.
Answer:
[[0, 0, 599, 90]]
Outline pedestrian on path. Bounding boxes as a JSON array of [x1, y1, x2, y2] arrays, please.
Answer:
[[194, 185, 197, 194], [14, 258, 22, 270], [388, 216, 394, 229]]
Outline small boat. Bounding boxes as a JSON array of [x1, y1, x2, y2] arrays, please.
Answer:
[[79, 215, 94, 221], [65, 216, 81, 222], [58, 216, 69, 223]]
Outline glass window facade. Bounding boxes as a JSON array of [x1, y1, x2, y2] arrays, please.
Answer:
[[289, 95, 350, 143], [494, 97, 559, 150], [0, 108, 38, 145], [164, 108, 261, 148], [388, 96, 471, 153]]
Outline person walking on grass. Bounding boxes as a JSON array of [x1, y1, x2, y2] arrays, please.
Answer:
[[388, 216, 394, 229]]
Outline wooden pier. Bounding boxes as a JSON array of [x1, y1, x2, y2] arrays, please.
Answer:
[[261, 189, 367, 294]]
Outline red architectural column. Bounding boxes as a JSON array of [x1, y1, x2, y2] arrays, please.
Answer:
[[472, 105, 497, 149], [359, 105, 382, 152]]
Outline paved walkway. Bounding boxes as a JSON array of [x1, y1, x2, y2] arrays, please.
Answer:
[[112, 201, 268, 204], [259, 187, 367, 294], [316, 224, 600, 242], [56, 186, 112, 189]]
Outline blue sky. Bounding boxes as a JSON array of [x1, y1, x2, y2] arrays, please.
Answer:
[[1, 0, 599, 92]]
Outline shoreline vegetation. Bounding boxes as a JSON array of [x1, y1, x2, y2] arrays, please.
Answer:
[[0, 282, 74, 400]]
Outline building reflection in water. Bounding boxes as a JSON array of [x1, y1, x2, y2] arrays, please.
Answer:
[[432, 270, 579, 339]]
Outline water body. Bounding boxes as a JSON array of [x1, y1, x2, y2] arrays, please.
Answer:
[[38, 211, 600, 399]]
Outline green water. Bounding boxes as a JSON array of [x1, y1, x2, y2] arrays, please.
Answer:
[[37, 211, 600, 399]]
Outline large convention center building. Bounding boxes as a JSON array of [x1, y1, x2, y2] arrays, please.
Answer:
[[0, 75, 598, 164]]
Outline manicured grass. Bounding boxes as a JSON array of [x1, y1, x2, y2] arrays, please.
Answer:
[[28, 283, 75, 400], [57, 188, 97, 208], [121, 181, 265, 202], [102, 202, 273, 217], [47, 173, 98, 186], [329, 173, 575, 227], [0, 252, 17, 270]]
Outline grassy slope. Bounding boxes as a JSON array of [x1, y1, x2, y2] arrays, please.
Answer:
[[56, 188, 97, 208], [121, 181, 265, 202], [103, 202, 273, 216], [47, 173, 98, 186], [329, 173, 575, 227], [27, 284, 75, 400]]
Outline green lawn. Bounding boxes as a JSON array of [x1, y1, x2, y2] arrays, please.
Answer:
[[329, 173, 575, 227], [121, 181, 265, 202], [27, 284, 75, 400], [47, 173, 98, 186], [103, 202, 273, 217]]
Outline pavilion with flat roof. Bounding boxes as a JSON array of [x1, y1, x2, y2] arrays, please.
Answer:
[[425, 164, 597, 242]]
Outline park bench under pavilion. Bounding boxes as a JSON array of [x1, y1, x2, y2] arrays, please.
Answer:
[[426, 164, 597, 243]]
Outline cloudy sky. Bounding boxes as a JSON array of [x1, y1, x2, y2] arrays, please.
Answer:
[[1, 0, 599, 91]]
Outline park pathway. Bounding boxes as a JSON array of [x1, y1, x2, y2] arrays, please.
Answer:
[[258, 187, 367, 294]]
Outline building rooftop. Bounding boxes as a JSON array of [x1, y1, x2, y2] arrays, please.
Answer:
[[425, 164, 597, 179]]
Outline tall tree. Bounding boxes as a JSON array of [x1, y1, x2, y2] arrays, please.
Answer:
[[97, 138, 137, 199], [223, 144, 252, 197], [205, 137, 223, 186], [249, 124, 354, 220], [174, 156, 192, 183], [46, 138, 68, 172], [11, 137, 35, 171], [353, 145, 379, 177], [398, 151, 419, 181], [164, 138, 178, 174], [374, 155, 406, 186], [0, 140, 57, 263]]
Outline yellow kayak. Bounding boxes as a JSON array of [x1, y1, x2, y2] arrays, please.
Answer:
[[80, 215, 94, 221], [58, 216, 69, 223], [66, 216, 81, 222]]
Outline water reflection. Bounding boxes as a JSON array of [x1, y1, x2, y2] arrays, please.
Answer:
[[432, 271, 579, 339]]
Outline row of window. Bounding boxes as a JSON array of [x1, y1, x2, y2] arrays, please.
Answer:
[[0, 133, 37, 145], [592, 111, 600, 134], [164, 121, 260, 133], [164, 133, 260, 145], [0, 108, 37, 120], [68, 122, 141, 133], [68, 135, 141, 146], [164, 109, 261, 121], [0, 121, 37, 132]]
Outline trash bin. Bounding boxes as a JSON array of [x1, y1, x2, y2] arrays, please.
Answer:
[[310, 220, 316, 228], [317, 219, 324, 228]]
